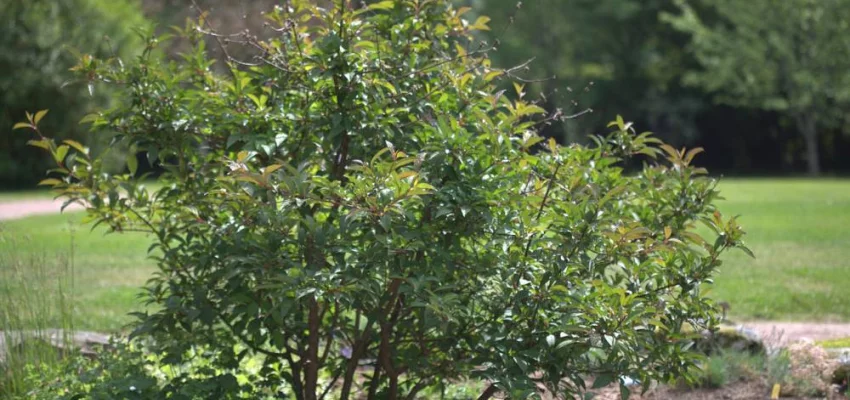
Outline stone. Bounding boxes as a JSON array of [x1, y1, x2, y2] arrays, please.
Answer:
[[0, 330, 111, 364], [694, 325, 765, 354]]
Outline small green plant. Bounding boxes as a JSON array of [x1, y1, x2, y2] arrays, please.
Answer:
[[0, 228, 76, 399], [765, 349, 792, 389], [687, 350, 766, 389], [781, 341, 837, 397], [16, 0, 751, 398]]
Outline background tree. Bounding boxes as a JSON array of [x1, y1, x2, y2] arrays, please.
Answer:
[[470, 0, 706, 145], [663, 0, 850, 175], [0, 0, 148, 188]]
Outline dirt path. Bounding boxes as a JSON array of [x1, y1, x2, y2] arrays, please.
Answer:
[[740, 321, 850, 344], [0, 198, 83, 221]]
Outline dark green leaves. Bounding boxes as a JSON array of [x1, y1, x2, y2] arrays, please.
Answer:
[[19, 2, 749, 399]]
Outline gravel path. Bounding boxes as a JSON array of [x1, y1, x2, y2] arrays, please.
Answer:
[[740, 321, 850, 343], [0, 198, 83, 220]]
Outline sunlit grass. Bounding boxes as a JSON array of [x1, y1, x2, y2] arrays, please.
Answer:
[[816, 337, 850, 349], [710, 179, 850, 321], [0, 232, 75, 398], [0, 177, 846, 337], [0, 212, 156, 332]]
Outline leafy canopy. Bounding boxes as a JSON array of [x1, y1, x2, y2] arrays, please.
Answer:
[[0, 0, 148, 188], [18, 1, 749, 398], [663, 0, 850, 174]]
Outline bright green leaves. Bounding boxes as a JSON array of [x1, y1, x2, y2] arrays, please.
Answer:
[[26, 138, 50, 150], [126, 151, 138, 176], [63, 139, 89, 156], [366, 0, 394, 11], [33, 109, 48, 124], [13, 109, 48, 131]]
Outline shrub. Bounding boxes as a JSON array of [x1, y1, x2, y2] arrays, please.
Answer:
[[0, 0, 149, 188], [781, 341, 837, 397], [18, 1, 750, 398]]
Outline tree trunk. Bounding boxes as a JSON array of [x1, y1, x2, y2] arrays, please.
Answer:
[[304, 298, 321, 400], [796, 114, 821, 175], [477, 384, 499, 400]]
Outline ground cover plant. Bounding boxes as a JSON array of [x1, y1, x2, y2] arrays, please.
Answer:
[[15, 0, 750, 398]]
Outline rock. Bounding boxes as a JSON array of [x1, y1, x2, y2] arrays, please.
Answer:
[[620, 376, 640, 387], [0, 330, 111, 364], [694, 325, 765, 354]]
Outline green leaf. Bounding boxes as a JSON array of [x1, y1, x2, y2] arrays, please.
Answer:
[[484, 70, 503, 82], [38, 178, 62, 186], [27, 139, 50, 150], [54, 145, 69, 163], [739, 245, 755, 258], [63, 139, 88, 155], [516, 104, 546, 117], [367, 1, 394, 10], [79, 113, 100, 125], [263, 164, 283, 177], [593, 373, 616, 389], [396, 171, 417, 180], [471, 16, 491, 31], [127, 153, 138, 175], [12, 122, 31, 130], [33, 109, 48, 124], [620, 383, 631, 400]]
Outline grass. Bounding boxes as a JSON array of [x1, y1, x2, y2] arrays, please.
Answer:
[[710, 178, 850, 321], [0, 238, 76, 398], [0, 177, 846, 337], [816, 337, 850, 349], [0, 212, 156, 332], [0, 188, 55, 202]]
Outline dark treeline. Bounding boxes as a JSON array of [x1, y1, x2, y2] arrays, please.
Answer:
[[2, 0, 848, 188], [473, 0, 850, 176]]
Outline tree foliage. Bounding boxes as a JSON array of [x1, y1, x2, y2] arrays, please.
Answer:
[[19, 1, 749, 398], [663, 0, 850, 175], [470, 0, 705, 145], [0, 0, 149, 188]]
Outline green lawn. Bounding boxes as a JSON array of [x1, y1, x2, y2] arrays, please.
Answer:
[[0, 188, 55, 202], [0, 178, 847, 332], [710, 179, 850, 321], [0, 212, 156, 332]]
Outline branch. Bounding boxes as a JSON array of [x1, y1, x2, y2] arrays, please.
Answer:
[[477, 384, 499, 400]]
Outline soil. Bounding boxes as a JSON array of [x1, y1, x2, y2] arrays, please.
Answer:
[[591, 380, 844, 400], [739, 322, 850, 345]]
